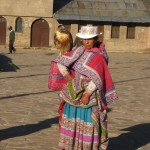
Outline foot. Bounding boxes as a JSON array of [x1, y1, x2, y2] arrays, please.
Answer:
[[13, 48, 16, 53]]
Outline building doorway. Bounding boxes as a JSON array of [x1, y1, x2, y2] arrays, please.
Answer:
[[0, 17, 6, 45], [31, 19, 49, 47]]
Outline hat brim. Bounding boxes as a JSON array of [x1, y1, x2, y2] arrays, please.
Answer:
[[76, 33, 98, 39]]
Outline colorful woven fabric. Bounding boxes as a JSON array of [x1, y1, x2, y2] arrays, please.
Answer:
[[48, 61, 67, 91], [59, 103, 99, 150], [93, 42, 109, 64], [99, 43, 109, 64], [53, 46, 118, 106], [59, 102, 108, 150], [60, 73, 98, 108], [48, 45, 118, 149], [48, 46, 84, 91]]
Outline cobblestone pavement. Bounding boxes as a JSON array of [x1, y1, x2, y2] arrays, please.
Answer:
[[0, 48, 150, 150]]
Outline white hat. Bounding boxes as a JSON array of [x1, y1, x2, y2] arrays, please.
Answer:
[[76, 25, 99, 39]]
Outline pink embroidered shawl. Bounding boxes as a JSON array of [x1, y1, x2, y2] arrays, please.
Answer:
[[48, 46, 84, 91], [48, 46, 118, 105]]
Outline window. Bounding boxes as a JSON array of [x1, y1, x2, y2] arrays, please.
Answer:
[[15, 17, 23, 32], [111, 25, 120, 38], [127, 25, 135, 39]]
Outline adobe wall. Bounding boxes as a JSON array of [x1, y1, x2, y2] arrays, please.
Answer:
[[0, 0, 55, 49], [0, 0, 53, 17], [1, 16, 149, 52], [1, 16, 56, 48], [70, 24, 150, 53], [104, 25, 150, 52]]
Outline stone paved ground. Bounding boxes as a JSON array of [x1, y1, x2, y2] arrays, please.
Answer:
[[0, 48, 150, 150]]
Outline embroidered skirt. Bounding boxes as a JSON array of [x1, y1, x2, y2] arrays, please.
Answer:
[[58, 103, 99, 150]]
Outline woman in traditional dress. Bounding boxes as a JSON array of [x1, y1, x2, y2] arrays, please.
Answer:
[[48, 25, 118, 150]]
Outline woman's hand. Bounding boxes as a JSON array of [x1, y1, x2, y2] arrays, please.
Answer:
[[64, 73, 73, 81], [80, 92, 91, 105]]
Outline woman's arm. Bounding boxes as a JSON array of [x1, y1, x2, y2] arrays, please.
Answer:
[[57, 63, 73, 81], [80, 80, 97, 105]]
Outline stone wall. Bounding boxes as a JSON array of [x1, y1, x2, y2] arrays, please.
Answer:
[[1, 17, 150, 53], [2, 16, 57, 48], [70, 24, 150, 53], [0, 0, 53, 17], [0, 0, 150, 52], [104, 25, 150, 52], [0, 0, 55, 49]]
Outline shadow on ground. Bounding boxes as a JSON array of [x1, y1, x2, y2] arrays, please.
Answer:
[[108, 123, 150, 150], [0, 90, 55, 100], [0, 54, 19, 72], [46, 53, 56, 56], [0, 117, 59, 141]]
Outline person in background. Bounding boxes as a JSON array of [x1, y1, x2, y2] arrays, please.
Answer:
[[94, 32, 109, 64], [49, 25, 118, 150], [8, 26, 16, 54]]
